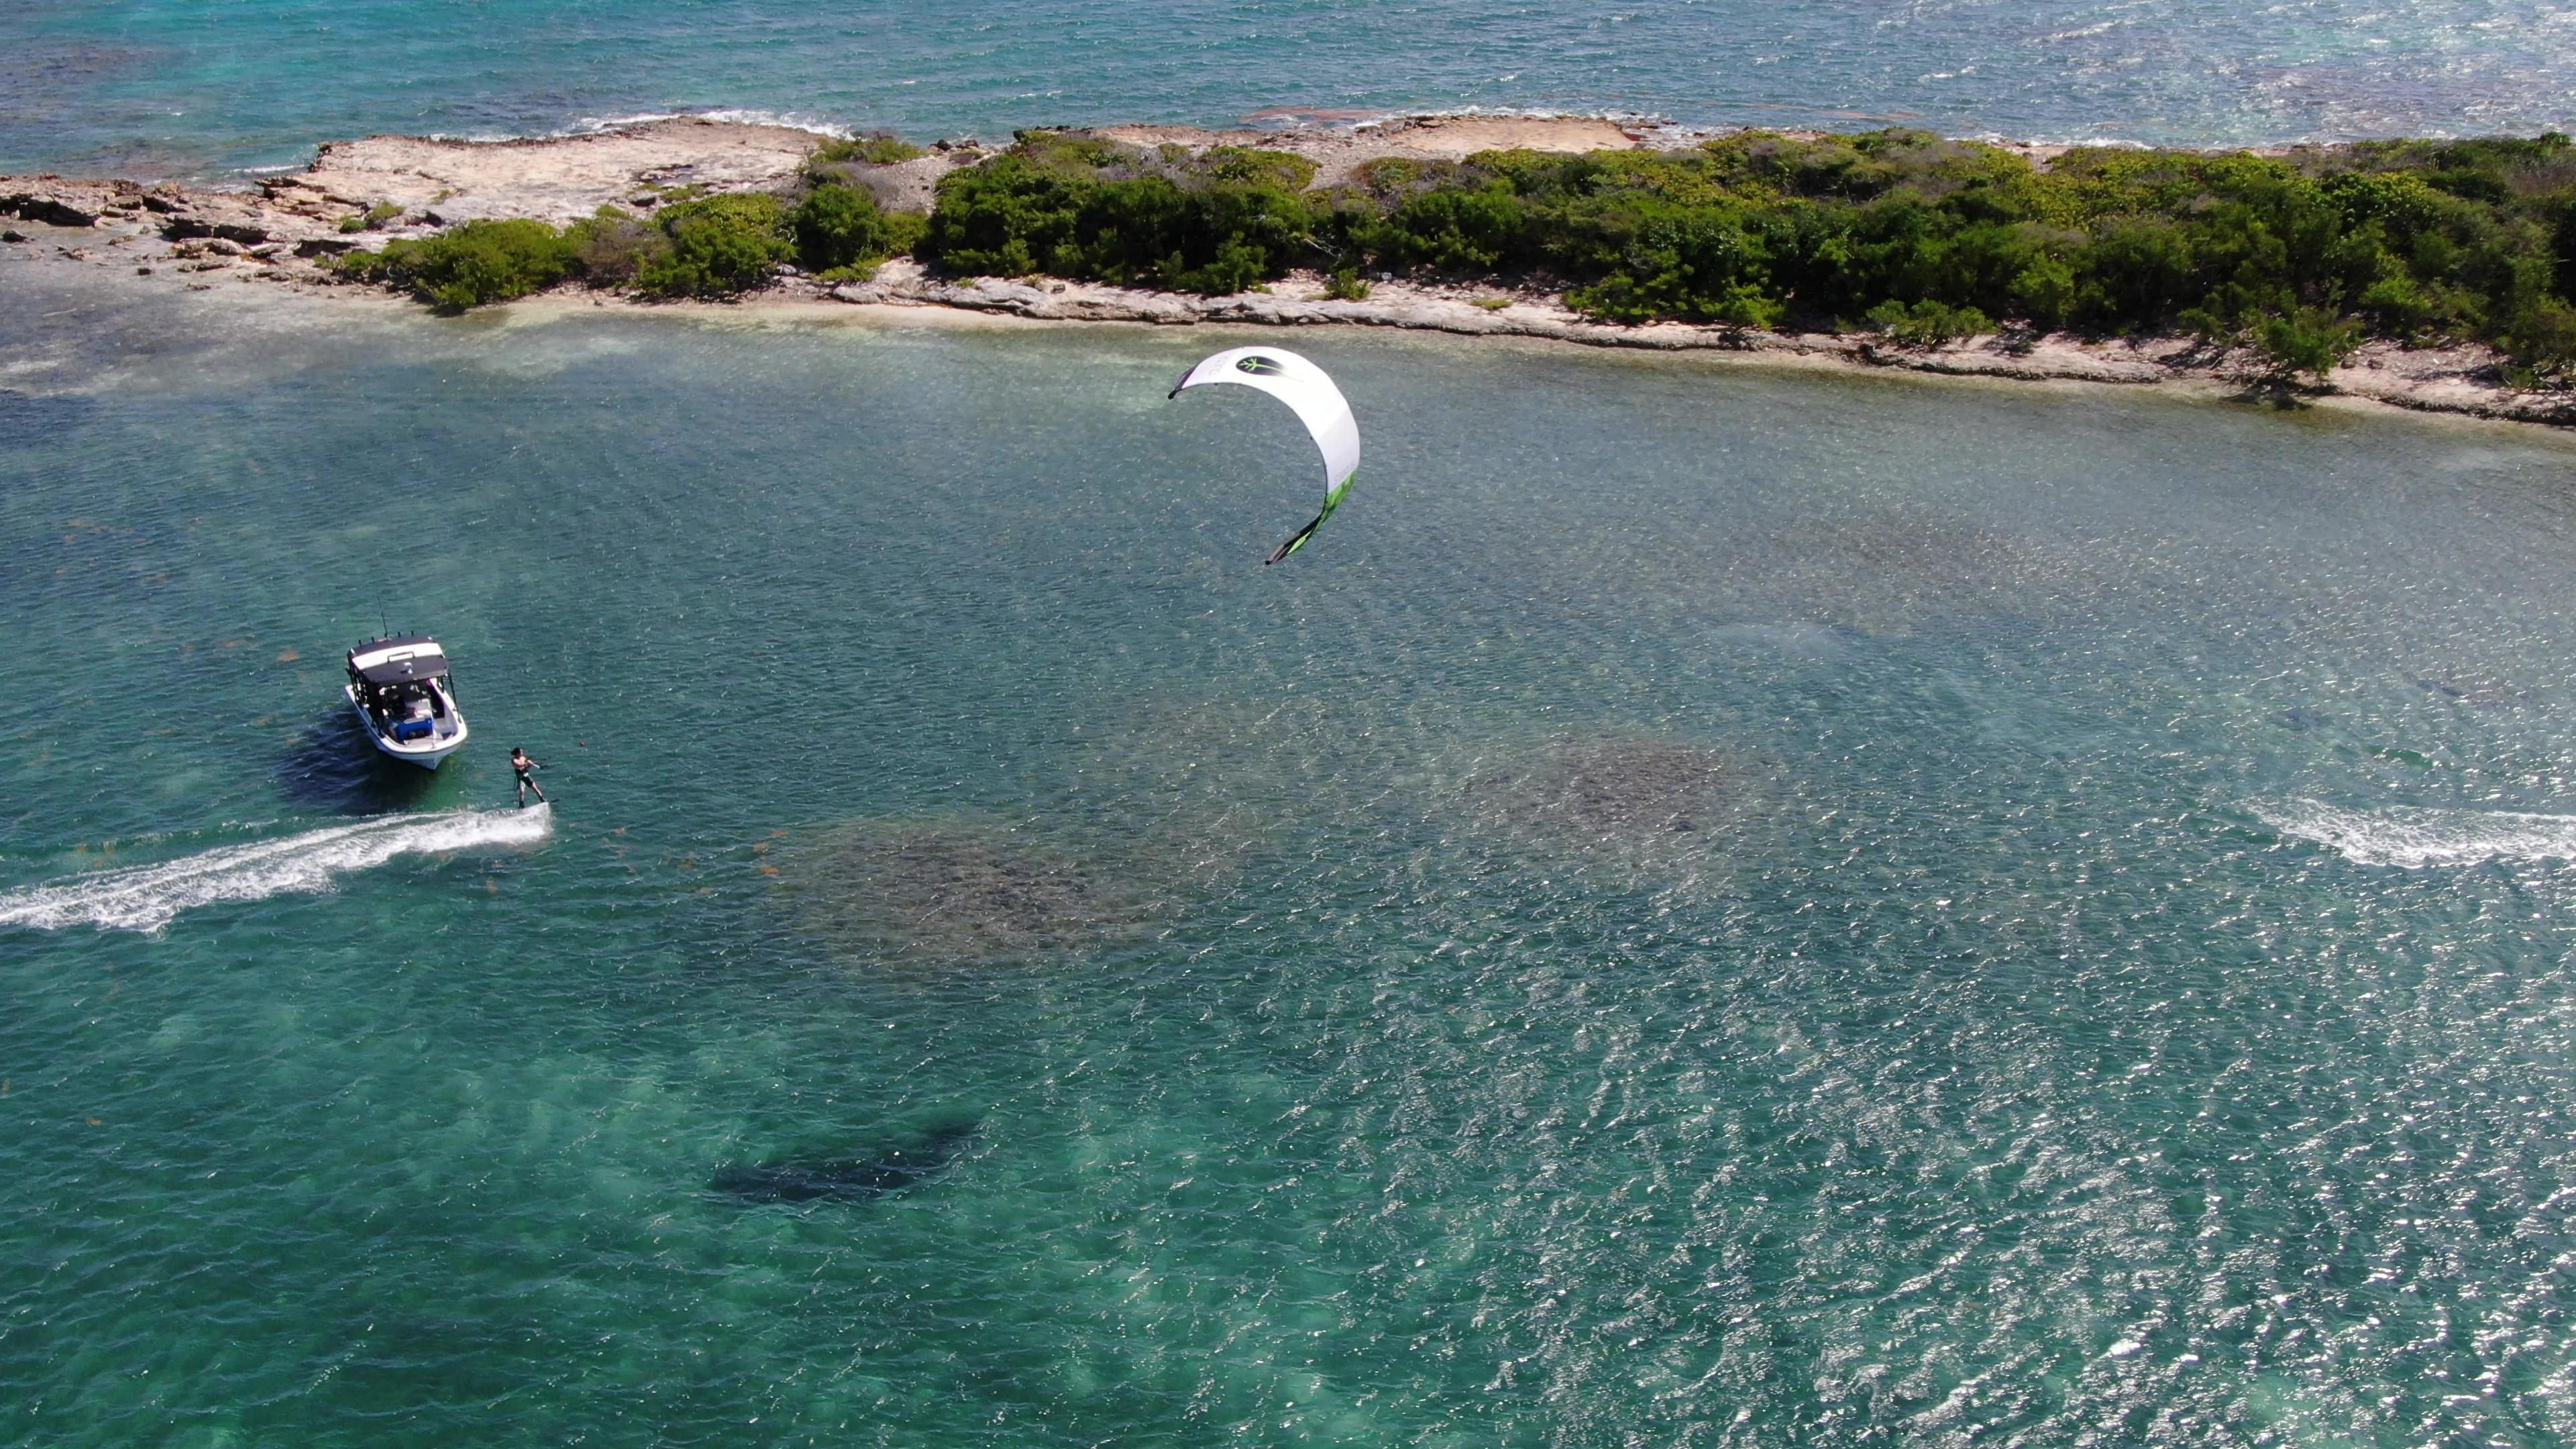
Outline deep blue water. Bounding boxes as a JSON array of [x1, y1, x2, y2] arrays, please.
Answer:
[[6, 0, 2575, 179]]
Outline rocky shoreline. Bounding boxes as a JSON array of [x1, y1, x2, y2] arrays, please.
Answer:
[[7, 114, 2571, 429], [835, 262, 2576, 427]]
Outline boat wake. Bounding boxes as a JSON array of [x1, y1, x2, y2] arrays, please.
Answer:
[[0, 806, 553, 934], [2255, 799, 2576, 869]]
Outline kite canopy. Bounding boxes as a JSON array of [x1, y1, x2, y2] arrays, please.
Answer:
[[1169, 346, 1360, 564]]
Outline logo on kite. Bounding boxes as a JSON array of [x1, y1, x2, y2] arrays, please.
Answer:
[[1169, 346, 1362, 566]]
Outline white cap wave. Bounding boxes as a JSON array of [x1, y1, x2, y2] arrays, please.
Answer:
[[2257, 799, 2576, 869], [0, 806, 553, 934]]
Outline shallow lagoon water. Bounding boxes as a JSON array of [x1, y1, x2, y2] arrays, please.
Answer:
[[5, 267, 2576, 1444]]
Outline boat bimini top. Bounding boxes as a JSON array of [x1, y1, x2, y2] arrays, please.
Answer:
[[346, 635, 450, 686]]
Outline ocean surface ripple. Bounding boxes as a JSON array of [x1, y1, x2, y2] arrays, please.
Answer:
[[4, 0, 2573, 177], [3, 263, 2575, 1444]]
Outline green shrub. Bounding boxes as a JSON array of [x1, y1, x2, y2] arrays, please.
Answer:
[[564, 205, 672, 287], [791, 183, 927, 274], [633, 193, 792, 297], [2497, 295, 2576, 382], [1556, 202, 1786, 326], [337, 201, 405, 233], [1322, 268, 1371, 301], [811, 132, 929, 169], [902, 125, 2576, 369], [347, 218, 576, 311], [918, 137, 1316, 294], [2252, 306, 2363, 382], [329, 248, 389, 283], [337, 127, 2576, 366], [1864, 299, 1993, 345]]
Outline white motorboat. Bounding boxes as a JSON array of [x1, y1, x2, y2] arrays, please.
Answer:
[[344, 633, 469, 769]]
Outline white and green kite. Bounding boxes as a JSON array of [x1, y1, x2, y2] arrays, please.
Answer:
[[1169, 346, 1360, 565]]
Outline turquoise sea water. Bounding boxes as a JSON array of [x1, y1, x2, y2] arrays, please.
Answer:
[[6, 260, 2576, 1444], [5, 0, 2575, 179]]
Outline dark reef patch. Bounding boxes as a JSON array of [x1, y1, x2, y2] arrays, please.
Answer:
[[712, 1120, 977, 1205], [1469, 735, 1762, 845], [784, 816, 1166, 965], [1446, 733, 1783, 898], [1750, 500, 2088, 633]]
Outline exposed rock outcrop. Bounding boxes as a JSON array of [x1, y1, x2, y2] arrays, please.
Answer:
[[1, 193, 98, 227], [828, 263, 2575, 425]]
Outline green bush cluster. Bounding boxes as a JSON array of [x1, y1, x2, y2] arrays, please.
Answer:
[[1321, 267, 1371, 301], [631, 193, 792, 297], [1865, 299, 1993, 347], [913, 126, 2576, 379], [1334, 131, 2576, 376], [790, 184, 928, 280], [335, 218, 576, 311], [802, 133, 939, 215], [327, 124, 2576, 382], [564, 205, 671, 287], [338, 182, 926, 307], [918, 132, 1318, 294], [811, 132, 929, 169]]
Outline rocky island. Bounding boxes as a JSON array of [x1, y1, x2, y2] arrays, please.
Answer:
[[5, 113, 2571, 427]]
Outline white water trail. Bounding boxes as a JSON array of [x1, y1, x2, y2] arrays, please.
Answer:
[[2255, 799, 2576, 869], [0, 806, 553, 934]]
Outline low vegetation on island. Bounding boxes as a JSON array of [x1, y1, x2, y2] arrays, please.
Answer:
[[334, 133, 927, 308], [332, 126, 2576, 384]]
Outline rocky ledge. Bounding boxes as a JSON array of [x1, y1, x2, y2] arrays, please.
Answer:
[[836, 262, 2576, 428]]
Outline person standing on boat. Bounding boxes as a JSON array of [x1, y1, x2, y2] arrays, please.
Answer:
[[512, 747, 547, 808]]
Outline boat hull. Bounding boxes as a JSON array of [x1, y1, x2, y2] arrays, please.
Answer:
[[344, 684, 468, 770]]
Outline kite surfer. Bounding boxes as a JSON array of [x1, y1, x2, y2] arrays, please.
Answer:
[[512, 747, 547, 808]]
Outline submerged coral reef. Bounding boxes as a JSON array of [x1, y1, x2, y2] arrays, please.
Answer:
[[783, 816, 1165, 965]]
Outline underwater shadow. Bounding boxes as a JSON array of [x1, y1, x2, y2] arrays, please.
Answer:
[[1436, 731, 1790, 901], [710, 1120, 979, 1206], [0, 390, 97, 447], [782, 815, 1171, 967], [1466, 734, 1766, 843], [276, 708, 448, 815]]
